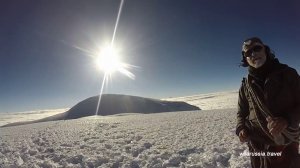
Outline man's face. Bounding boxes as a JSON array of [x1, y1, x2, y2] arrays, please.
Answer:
[[243, 42, 267, 68]]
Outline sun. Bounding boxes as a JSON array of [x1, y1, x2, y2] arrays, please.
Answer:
[[95, 45, 135, 79], [96, 45, 122, 74]]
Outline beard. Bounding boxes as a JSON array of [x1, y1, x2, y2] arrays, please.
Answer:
[[252, 58, 266, 68]]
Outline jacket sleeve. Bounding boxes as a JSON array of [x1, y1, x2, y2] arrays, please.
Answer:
[[236, 81, 250, 136], [286, 68, 300, 127]]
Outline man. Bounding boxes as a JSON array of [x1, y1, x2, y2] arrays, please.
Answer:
[[236, 37, 300, 168]]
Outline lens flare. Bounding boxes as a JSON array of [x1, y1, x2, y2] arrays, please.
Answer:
[[96, 46, 121, 74], [95, 45, 135, 79], [66, 0, 135, 116], [93, 44, 136, 116]]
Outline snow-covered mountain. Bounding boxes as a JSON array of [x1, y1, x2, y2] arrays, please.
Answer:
[[0, 91, 238, 127], [0, 91, 251, 167], [1, 94, 199, 127]]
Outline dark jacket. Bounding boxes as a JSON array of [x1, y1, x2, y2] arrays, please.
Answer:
[[236, 60, 300, 144]]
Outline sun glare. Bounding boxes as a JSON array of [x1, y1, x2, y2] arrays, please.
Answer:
[[95, 45, 135, 79], [96, 46, 122, 74]]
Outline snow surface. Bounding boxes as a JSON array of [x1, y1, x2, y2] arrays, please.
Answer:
[[0, 91, 251, 167]]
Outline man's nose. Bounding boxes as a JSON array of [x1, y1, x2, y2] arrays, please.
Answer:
[[250, 51, 258, 58]]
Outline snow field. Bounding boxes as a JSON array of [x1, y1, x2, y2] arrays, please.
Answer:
[[0, 109, 250, 168]]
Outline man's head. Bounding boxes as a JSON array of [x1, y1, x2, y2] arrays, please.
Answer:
[[241, 37, 267, 68]]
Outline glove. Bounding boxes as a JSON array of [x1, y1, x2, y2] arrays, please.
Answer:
[[266, 116, 288, 136], [238, 129, 249, 143]]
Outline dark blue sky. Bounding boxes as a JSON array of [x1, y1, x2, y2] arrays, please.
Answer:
[[1, 0, 300, 112]]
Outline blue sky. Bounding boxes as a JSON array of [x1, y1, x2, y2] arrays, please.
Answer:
[[1, 0, 300, 112]]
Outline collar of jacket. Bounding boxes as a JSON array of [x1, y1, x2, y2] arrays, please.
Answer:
[[247, 64, 288, 93], [248, 58, 281, 81]]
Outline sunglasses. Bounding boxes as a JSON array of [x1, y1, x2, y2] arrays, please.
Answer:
[[242, 45, 263, 57]]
